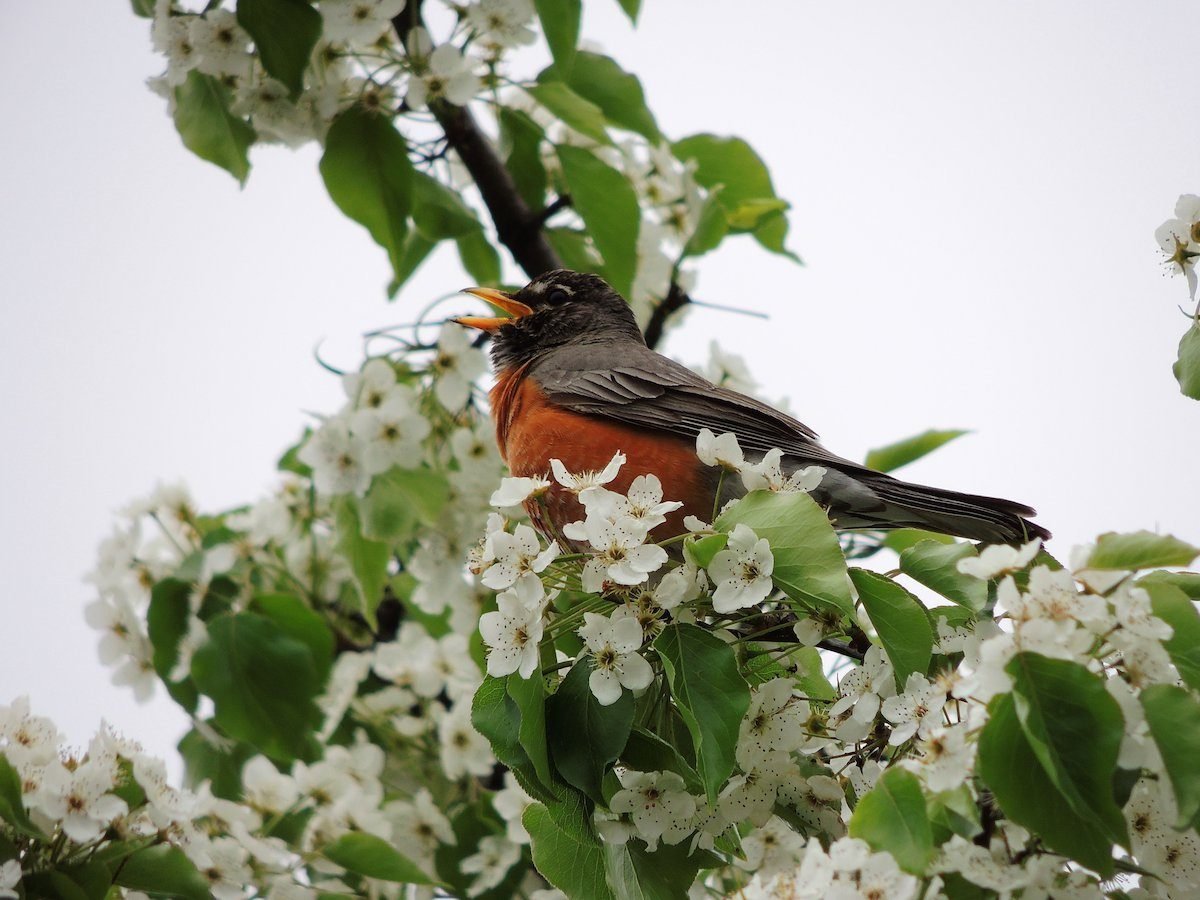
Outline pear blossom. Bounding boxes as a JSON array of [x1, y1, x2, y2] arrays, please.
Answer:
[[0, 696, 65, 769], [466, 0, 537, 50], [36, 758, 129, 842], [349, 391, 430, 473], [492, 772, 534, 843], [907, 725, 975, 792], [241, 756, 300, 814], [956, 538, 1041, 580], [298, 419, 371, 496], [576, 517, 668, 592], [707, 523, 774, 612], [479, 524, 559, 603], [461, 835, 521, 897], [741, 448, 825, 495], [1112, 583, 1173, 641], [407, 39, 481, 111], [479, 589, 546, 678], [696, 428, 744, 470], [343, 357, 402, 409], [438, 700, 494, 778], [550, 452, 626, 495], [609, 770, 697, 850], [622, 475, 683, 535], [321, 0, 406, 47], [577, 612, 654, 705], [738, 816, 807, 879], [881, 672, 947, 745], [737, 678, 806, 768], [490, 475, 551, 508], [0, 860, 20, 900], [430, 322, 487, 409], [1155, 194, 1200, 297], [655, 562, 705, 609], [386, 788, 456, 867], [187, 11, 251, 80]]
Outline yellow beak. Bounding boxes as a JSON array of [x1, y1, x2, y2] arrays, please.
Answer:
[[453, 287, 534, 332]]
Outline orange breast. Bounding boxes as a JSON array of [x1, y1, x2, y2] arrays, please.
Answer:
[[490, 369, 713, 541]]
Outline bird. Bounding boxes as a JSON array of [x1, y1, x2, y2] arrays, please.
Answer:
[[454, 269, 1050, 547]]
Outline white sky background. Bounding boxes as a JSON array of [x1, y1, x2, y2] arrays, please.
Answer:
[[1, 1, 1198, 770]]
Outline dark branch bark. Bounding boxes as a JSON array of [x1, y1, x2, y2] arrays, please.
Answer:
[[430, 101, 562, 278], [643, 282, 691, 350]]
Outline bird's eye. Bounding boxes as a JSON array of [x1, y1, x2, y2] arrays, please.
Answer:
[[546, 288, 569, 305]]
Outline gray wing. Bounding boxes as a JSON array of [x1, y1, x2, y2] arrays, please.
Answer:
[[529, 341, 1048, 543], [530, 341, 869, 473]]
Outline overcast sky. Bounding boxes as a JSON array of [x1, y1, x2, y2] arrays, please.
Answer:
[[3, 1, 1198, 769]]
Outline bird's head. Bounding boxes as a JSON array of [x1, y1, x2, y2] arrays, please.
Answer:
[[454, 269, 644, 371]]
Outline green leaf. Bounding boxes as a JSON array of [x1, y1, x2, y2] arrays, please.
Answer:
[[848, 767, 934, 875], [613, 0, 640, 24], [556, 145, 640, 298], [926, 785, 982, 843], [672, 135, 786, 238], [387, 229, 436, 298], [882, 528, 956, 553], [978, 692, 1116, 876], [114, 845, 211, 900], [1141, 684, 1200, 829], [899, 541, 987, 611], [606, 839, 716, 900], [683, 532, 727, 569], [1173, 321, 1200, 400], [457, 229, 501, 285], [682, 192, 729, 259], [864, 429, 968, 473], [191, 612, 321, 762], [848, 569, 932, 689], [324, 832, 436, 885], [334, 498, 390, 630], [547, 659, 634, 803], [752, 208, 801, 263], [716, 489, 856, 618], [545, 226, 604, 271], [0, 754, 42, 838], [499, 108, 547, 209], [535, 0, 581, 75], [251, 593, 334, 687], [412, 171, 479, 240], [146, 578, 192, 680], [1006, 653, 1127, 847], [236, 0, 321, 99], [1145, 581, 1200, 691], [172, 71, 254, 185], [525, 793, 612, 900], [1140, 570, 1200, 600], [508, 672, 554, 792], [176, 727, 254, 800], [620, 727, 702, 794], [1086, 531, 1199, 570], [472, 677, 532, 770], [319, 106, 414, 289], [529, 82, 611, 145], [357, 467, 450, 543], [555, 52, 660, 141], [131, 0, 154, 16], [653, 623, 750, 804]]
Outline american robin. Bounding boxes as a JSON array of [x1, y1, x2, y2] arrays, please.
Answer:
[[455, 269, 1050, 546]]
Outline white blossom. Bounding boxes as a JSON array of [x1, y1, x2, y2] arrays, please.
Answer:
[[321, 0, 406, 47], [465, 0, 536, 50], [461, 835, 521, 897], [696, 428, 744, 470], [431, 322, 488, 409], [707, 524, 774, 612], [490, 476, 552, 508], [741, 449, 825, 495], [956, 538, 1041, 580], [407, 39, 481, 111], [609, 770, 697, 850], [576, 518, 668, 592], [550, 451, 625, 495], [438, 700, 494, 779], [577, 612, 654, 705], [479, 590, 546, 678], [493, 772, 534, 844], [479, 524, 559, 604], [298, 418, 371, 496], [881, 672, 947, 745]]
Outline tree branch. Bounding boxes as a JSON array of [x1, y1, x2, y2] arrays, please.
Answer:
[[643, 281, 691, 350], [430, 101, 563, 277], [392, 2, 562, 281]]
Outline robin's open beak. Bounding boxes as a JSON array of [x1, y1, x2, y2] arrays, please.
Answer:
[[453, 287, 534, 332]]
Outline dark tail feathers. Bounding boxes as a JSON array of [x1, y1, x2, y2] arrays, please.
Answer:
[[865, 475, 1051, 546]]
